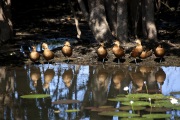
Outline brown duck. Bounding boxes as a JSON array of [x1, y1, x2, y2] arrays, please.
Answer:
[[140, 48, 153, 59], [112, 40, 125, 63], [130, 39, 143, 64], [97, 41, 108, 63], [154, 44, 165, 63], [42, 43, 54, 63], [29, 46, 40, 63], [62, 41, 72, 63]]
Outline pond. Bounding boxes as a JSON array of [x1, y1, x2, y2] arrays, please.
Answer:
[[0, 63, 180, 120]]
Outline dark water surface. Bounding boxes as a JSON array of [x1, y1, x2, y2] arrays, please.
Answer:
[[0, 63, 180, 120]]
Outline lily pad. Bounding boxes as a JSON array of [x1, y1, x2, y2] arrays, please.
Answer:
[[149, 94, 170, 99], [108, 97, 139, 102], [126, 94, 150, 99], [121, 118, 153, 120], [20, 94, 50, 99], [142, 114, 171, 119], [145, 107, 171, 112], [52, 99, 80, 104], [65, 109, 80, 112], [119, 106, 146, 111], [91, 107, 117, 112], [121, 101, 150, 106], [98, 111, 139, 117]]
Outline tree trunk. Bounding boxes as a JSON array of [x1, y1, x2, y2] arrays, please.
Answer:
[[144, 0, 157, 41], [0, 0, 13, 44], [117, 0, 128, 43], [88, 0, 114, 43], [104, 0, 117, 37]]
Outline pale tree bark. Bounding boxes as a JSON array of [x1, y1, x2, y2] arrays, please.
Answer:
[[117, 0, 128, 43], [88, 0, 114, 43], [143, 0, 157, 41], [0, 0, 13, 44]]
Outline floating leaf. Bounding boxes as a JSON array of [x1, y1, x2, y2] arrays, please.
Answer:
[[126, 94, 150, 99], [91, 107, 117, 112], [52, 99, 80, 104], [117, 94, 126, 97], [121, 118, 153, 120], [121, 101, 150, 106], [149, 94, 171, 99], [119, 106, 146, 111], [142, 114, 171, 119], [108, 97, 139, 102], [98, 111, 139, 117], [145, 107, 171, 112], [20, 94, 50, 99], [65, 109, 80, 112]]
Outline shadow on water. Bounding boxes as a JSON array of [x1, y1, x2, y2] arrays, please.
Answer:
[[0, 63, 180, 119]]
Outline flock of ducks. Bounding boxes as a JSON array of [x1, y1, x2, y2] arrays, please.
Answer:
[[29, 39, 165, 65], [97, 39, 165, 64]]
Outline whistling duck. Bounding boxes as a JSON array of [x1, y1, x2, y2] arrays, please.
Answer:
[[29, 46, 40, 63], [112, 40, 125, 63], [62, 69, 73, 88], [130, 39, 143, 64], [154, 44, 165, 63], [62, 41, 72, 63], [42, 43, 54, 63], [140, 48, 153, 59], [155, 67, 166, 91], [97, 41, 108, 63], [43, 68, 55, 89]]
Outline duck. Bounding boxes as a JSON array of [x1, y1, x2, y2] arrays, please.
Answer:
[[62, 41, 73, 63], [42, 43, 54, 63], [154, 44, 165, 63], [130, 39, 143, 64], [112, 40, 125, 63], [97, 41, 108, 63], [62, 69, 73, 88], [43, 68, 55, 89], [29, 46, 40, 63], [140, 48, 153, 60]]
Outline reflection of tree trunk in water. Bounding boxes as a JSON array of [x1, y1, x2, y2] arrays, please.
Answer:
[[79, 66, 93, 115]]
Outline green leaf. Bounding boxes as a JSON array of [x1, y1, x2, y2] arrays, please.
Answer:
[[98, 111, 139, 117], [142, 114, 171, 119], [65, 109, 80, 112], [121, 101, 150, 106], [20, 94, 51, 99], [108, 97, 139, 102], [119, 106, 146, 111]]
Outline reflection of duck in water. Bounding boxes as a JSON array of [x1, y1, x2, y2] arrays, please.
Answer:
[[30, 66, 41, 87], [62, 69, 73, 88], [43, 68, 55, 89], [112, 69, 124, 90], [129, 67, 144, 92], [155, 67, 166, 91]]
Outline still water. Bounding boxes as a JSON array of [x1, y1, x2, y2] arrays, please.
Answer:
[[0, 63, 180, 120]]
